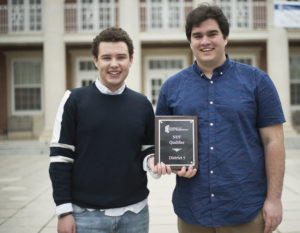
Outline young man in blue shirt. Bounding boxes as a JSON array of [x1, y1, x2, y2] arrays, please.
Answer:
[[148, 4, 285, 233]]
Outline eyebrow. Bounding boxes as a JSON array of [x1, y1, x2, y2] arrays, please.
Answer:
[[100, 53, 128, 57], [192, 30, 219, 36], [207, 30, 219, 34]]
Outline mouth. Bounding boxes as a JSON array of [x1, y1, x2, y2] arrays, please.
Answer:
[[108, 71, 121, 77], [200, 48, 214, 52]]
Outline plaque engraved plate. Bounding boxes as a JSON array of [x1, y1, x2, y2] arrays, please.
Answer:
[[155, 116, 198, 170]]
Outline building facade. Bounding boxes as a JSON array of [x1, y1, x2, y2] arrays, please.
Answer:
[[0, 0, 299, 140]]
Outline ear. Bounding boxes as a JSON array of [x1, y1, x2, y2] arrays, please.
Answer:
[[129, 56, 134, 66], [93, 56, 98, 68], [224, 36, 228, 46]]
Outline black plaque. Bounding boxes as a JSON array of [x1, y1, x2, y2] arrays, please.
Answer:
[[155, 116, 198, 170]]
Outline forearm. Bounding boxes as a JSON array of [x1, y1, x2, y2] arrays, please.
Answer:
[[263, 129, 285, 200], [259, 123, 285, 233]]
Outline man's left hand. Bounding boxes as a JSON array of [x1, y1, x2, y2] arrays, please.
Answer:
[[175, 166, 197, 178], [263, 198, 283, 233]]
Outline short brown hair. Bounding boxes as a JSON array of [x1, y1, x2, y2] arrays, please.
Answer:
[[185, 4, 229, 42], [92, 27, 134, 59]]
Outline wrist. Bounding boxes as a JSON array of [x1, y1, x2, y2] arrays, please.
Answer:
[[147, 155, 154, 169], [265, 196, 282, 203], [58, 211, 73, 219]]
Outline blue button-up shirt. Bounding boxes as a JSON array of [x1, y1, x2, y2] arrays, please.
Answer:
[[155, 56, 285, 227]]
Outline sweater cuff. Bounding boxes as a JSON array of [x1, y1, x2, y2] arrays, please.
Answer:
[[143, 154, 161, 179], [56, 203, 73, 216]]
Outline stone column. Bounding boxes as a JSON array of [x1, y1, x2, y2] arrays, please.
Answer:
[[267, 28, 295, 135], [39, 0, 66, 141], [267, 0, 296, 135], [118, 0, 141, 92]]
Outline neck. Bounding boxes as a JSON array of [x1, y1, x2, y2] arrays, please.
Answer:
[[196, 62, 213, 79], [97, 78, 124, 94], [197, 55, 226, 79]]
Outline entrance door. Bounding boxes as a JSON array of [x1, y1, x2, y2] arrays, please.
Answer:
[[145, 56, 187, 106], [76, 57, 99, 87]]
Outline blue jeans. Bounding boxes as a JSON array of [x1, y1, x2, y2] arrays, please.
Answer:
[[72, 204, 149, 233]]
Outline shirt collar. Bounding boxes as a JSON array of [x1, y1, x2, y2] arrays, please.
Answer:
[[95, 79, 126, 95], [193, 54, 231, 78]]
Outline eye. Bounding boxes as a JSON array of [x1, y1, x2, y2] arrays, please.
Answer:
[[192, 33, 202, 39], [208, 31, 218, 37], [117, 55, 128, 60]]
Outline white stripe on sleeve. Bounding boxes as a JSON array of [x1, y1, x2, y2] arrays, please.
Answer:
[[50, 156, 74, 163], [50, 142, 75, 152], [51, 90, 72, 144]]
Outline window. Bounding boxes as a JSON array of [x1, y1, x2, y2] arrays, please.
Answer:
[[151, 79, 163, 105], [78, 0, 115, 31], [236, 0, 250, 28], [9, 0, 42, 33], [231, 57, 253, 66], [12, 60, 42, 114], [290, 56, 300, 107], [79, 60, 97, 72], [149, 0, 163, 29], [230, 54, 256, 67], [149, 59, 184, 70], [29, 0, 42, 31], [216, 0, 268, 30], [147, 0, 184, 30], [76, 58, 98, 87], [217, 0, 252, 29]]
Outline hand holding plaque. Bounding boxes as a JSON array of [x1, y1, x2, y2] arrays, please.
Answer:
[[155, 116, 198, 170]]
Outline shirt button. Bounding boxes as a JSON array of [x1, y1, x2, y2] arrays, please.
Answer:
[[210, 146, 214, 150], [210, 101, 214, 104], [211, 193, 215, 197], [210, 170, 214, 174], [210, 80, 214, 84], [220, 72, 223, 75], [210, 123, 214, 126]]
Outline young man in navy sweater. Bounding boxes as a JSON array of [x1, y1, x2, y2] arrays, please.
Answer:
[[49, 27, 155, 233]]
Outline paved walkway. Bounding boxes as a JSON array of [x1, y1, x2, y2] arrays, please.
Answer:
[[0, 148, 299, 233]]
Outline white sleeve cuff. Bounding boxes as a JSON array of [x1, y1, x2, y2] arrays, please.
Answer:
[[143, 154, 161, 179], [56, 203, 73, 216]]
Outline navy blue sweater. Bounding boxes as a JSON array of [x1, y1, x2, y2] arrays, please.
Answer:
[[49, 83, 154, 209]]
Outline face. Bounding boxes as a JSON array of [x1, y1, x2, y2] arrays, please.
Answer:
[[93, 41, 133, 92], [190, 19, 228, 71]]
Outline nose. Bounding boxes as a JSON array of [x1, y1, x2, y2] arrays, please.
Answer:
[[200, 35, 210, 45], [110, 58, 118, 67]]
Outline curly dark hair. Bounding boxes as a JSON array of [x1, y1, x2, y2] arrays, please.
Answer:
[[185, 4, 229, 42], [92, 27, 134, 59]]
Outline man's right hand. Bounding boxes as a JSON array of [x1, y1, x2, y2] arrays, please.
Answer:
[[58, 214, 76, 233], [147, 156, 172, 175]]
